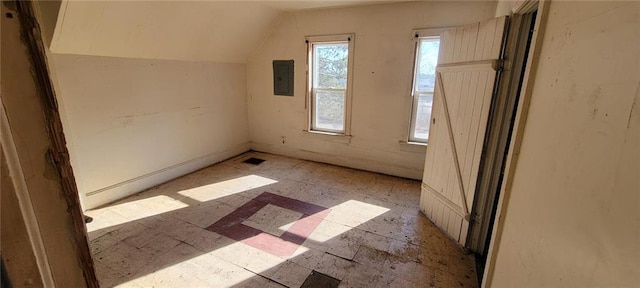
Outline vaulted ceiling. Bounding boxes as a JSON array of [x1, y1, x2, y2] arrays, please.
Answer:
[[49, 0, 410, 63]]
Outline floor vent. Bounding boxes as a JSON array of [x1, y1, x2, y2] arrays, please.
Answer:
[[243, 157, 266, 165]]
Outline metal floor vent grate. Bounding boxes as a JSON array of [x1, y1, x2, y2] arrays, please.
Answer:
[[243, 157, 266, 165]]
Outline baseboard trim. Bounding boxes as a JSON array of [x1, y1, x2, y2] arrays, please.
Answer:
[[83, 143, 251, 210], [251, 142, 423, 180]]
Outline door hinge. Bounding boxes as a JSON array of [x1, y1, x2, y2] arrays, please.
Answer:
[[496, 59, 505, 72], [469, 212, 480, 225]]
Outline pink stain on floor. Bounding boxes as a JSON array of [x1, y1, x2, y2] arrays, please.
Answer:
[[207, 192, 330, 258]]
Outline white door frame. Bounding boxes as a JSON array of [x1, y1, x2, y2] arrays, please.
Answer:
[[467, 8, 539, 255], [481, 0, 550, 286], [1, 101, 56, 287]]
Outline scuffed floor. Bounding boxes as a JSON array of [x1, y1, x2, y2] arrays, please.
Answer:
[[85, 152, 477, 287]]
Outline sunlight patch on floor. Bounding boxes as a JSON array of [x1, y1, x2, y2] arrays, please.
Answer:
[[325, 200, 391, 228], [301, 200, 390, 243], [85, 195, 188, 233], [178, 174, 278, 202], [117, 244, 262, 287]]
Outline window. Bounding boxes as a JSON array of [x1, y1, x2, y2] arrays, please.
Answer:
[[306, 34, 354, 134], [409, 33, 441, 143]]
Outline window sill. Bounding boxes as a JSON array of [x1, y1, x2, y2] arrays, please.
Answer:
[[401, 140, 427, 146], [302, 130, 352, 144], [398, 140, 427, 153]]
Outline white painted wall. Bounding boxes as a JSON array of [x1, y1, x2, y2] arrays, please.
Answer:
[[489, 1, 640, 286], [247, 1, 497, 179], [52, 54, 251, 209]]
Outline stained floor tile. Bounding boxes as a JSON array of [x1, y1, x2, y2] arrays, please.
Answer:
[[353, 246, 389, 270], [301, 271, 340, 288], [339, 262, 383, 288], [86, 152, 477, 287], [314, 253, 355, 281]]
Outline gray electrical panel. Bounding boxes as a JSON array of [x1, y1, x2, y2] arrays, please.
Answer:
[[273, 60, 294, 96]]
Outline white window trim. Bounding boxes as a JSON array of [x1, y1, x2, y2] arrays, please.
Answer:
[[305, 33, 355, 136], [404, 28, 447, 144], [413, 28, 449, 39], [302, 130, 352, 144]]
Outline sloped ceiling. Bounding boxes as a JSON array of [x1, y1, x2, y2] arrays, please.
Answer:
[[50, 0, 409, 63], [50, 1, 282, 63], [259, 0, 406, 11]]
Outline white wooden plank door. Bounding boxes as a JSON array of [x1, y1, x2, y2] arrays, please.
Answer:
[[420, 16, 508, 246]]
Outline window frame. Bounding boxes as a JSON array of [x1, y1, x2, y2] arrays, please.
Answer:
[[305, 34, 355, 136], [407, 28, 447, 144]]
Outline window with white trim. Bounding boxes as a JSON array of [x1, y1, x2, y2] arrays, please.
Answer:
[[306, 34, 354, 134], [409, 32, 441, 143]]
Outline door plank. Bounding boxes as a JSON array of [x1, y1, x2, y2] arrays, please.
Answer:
[[458, 71, 481, 196], [457, 25, 473, 62], [441, 29, 456, 64], [453, 27, 465, 63], [444, 71, 462, 203], [482, 18, 499, 60], [460, 71, 487, 194], [490, 17, 507, 58], [459, 218, 470, 245], [474, 20, 490, 60], [434, 73, 453, 194], [462, 72, 491, 198], [454, 72, 473, 205], [467, 72, 499, 208], [465, 23, 480, 62]]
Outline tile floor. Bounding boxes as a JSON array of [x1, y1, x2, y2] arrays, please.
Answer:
[[86, 152, 478, 288]]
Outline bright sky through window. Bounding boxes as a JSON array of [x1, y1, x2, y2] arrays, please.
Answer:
[[410, 38, 440, 142], [310, 42, 349, 133]]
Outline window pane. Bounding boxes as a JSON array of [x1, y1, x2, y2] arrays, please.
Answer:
[[410, 37, 439, 143], [413, 93, 433, 141], [314, 43, 349, 89], [416, 39, 440, 92], [315, 90, 345, 132]]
